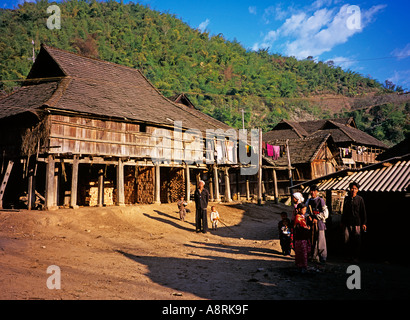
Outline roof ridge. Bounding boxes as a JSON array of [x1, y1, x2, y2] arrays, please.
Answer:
[[309, 133, 332, 162], [41, 44, 145, 75], [281, 119, 306, 138]]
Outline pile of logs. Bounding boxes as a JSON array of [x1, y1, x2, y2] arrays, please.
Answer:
[[160, 168, 185, 203], [87, 181, 115, 206], [135, 166, 154, 204], [124, 166, 137, 204]]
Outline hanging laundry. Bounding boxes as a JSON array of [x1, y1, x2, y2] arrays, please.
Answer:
[[267, 144, 274, 157], [226, 141, 235, 163], [216, 140, 224, 163], [272, 145, 280, 160]]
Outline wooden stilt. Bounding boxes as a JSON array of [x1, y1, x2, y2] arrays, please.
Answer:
[[70, 155, 79, 209], [0, 160, 14, 209], [154, 163, 161, 204], [224, 167, 232, 202], [117, 158, 125, 206], [27, 168, 35, 210], [97, 168, 104, 207], [45, 155, 57, 210], [213, 165, 220, 202], [185, 164, 190, 203]]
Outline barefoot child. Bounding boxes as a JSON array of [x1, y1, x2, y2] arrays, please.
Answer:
[[210, 206, 220, 230]]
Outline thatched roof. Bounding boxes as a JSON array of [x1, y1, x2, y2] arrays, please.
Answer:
[[264, 118, 387, 149], [0, 44, 232, 133]]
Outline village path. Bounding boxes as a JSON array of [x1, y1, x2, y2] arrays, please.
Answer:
[[0, 201, 409, 301]]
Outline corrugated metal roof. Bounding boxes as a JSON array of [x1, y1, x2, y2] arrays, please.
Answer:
[[296, 155, 410, 193]]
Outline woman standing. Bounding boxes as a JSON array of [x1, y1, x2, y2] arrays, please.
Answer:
[[293, 203, 311, 273]]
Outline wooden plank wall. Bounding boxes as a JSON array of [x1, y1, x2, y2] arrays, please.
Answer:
[[48, 114, 205, 163]]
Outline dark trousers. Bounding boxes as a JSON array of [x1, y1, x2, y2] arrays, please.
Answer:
[[196, 208, 208, 232], [344, 225, 361, 259], [280, 236, 291, 255]]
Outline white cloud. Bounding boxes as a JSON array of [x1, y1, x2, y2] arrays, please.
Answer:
[[198, 18, 210, 32], [263, 4, 289, 23], [388, 69, 410, 90], [392, 43, 410, 60], [248, 6, 257, 15], [254, 3, 386, 59], [327, 56, 357, 70]]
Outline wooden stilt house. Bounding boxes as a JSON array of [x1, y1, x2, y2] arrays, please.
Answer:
[[0, 44, 242, 210]]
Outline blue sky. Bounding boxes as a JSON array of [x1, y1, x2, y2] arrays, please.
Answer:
[[2, 0, 410, 90]]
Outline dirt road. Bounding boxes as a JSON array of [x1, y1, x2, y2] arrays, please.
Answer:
[[0, 201, 409, 300]]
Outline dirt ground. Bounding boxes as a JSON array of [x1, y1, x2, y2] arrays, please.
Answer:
[[1, 201, 409, 301]]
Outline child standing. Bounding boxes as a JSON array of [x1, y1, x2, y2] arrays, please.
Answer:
[[210, 206, 220, 230], [177, 196, 188, 221], [278, 212, 292, 256], [293, 203, 311, 273]]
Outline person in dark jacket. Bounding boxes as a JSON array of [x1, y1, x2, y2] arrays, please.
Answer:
[[306, 184, 328, 264], [194, 180, 210, 233], [341, 181, 367, 262]]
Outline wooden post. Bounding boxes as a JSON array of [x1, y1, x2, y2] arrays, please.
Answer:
[[246, 178, 250, 201], [273, 169, 279, 204], [209, 173, 214, 202], [286, 139, 293, 193], [27, 168, 35, 210], [224, 167, 232, 202], [185, 164, 190, 203], [236, 170, 240, 201], [54, 165, 59, 207], [0, 160, 14, 209], [155, 163, 161, 204], [70, 155, 79, 209], [117, 158, 125, 206], [97, 168, 104, 207], [213, 164, 220, 202], [257, 128, 262, 205], [45, 155, 56, 210]]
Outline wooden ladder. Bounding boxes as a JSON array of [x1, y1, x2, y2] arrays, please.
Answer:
[[0, 160, 14, 209]]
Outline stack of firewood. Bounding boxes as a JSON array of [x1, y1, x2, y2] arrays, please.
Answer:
[[124, 166, 137, 204], [166, 168, 185, 203], [136, 166, 155, 204]]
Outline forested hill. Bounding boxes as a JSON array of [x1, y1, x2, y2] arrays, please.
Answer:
[[0, 0, 409, 146]]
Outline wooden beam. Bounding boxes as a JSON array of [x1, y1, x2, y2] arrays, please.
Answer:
[[224, 167, 232, 202], [213, 165, 220, 202], [257, 128, 262, 205], [185, 164, 191, 203], [185, 164, 190, 202], [0, 160, 14, 209], [97, 169, 104, 207], [246, 178, 250, 201], [154, 163, 161, 204], [273, 169, 279, 204], [70, 155, 79, 209], [209, 173, 214, 202], [116, 158, 125, 206], [45, 155, 57, 210], [27, 168, 35, 210]]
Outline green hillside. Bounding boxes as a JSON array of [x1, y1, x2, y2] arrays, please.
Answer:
[[0, 0, 408, 146]]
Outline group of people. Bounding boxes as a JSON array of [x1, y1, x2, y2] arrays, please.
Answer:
[[177, 180, 220, 233], [179, 179, 367, 273], [279, 182, 367, 273]]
